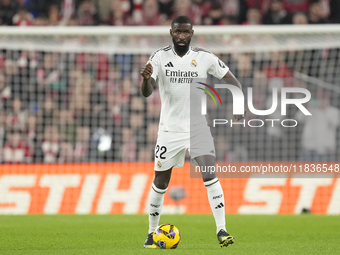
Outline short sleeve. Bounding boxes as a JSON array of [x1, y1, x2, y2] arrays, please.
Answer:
[[207, 55, 229, 80], [148, 50, 160, 81]]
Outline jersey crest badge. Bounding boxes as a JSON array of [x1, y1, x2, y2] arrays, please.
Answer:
[[191, 59, 197, 67], [157, 161, 162, 168]]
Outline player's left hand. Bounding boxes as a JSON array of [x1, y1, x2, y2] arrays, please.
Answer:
[[234, 110, 246, 121]]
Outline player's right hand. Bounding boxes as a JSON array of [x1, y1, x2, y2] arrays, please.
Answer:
[[140, 62, 153, 79]]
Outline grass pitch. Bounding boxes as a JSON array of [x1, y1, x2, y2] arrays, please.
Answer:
[[1, 214, 339, 255]]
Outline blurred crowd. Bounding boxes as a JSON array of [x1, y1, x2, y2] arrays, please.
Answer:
[[0, 0, 339, 27], [0, 50, 162, 163], [0, 47, 339, 163]]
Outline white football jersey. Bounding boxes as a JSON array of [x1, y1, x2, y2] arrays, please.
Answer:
[[149, 45, 229, 133]]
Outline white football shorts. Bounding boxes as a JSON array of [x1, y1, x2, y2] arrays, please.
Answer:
[[153, 126, 216, 171]]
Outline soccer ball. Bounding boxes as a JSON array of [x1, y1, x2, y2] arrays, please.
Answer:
[[153, 224, 181, 249]]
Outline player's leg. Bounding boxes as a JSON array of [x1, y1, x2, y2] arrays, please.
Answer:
[[191, 124, 235, 247], [195, 155, 234, 247], [148, 168, 172, 233], [144, 131, 187, 248], [144, 168, 172, 248], [190, 127, 227, 234], [195, 155, 226, 232]]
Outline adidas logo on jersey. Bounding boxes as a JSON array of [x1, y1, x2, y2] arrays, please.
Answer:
[[165, 62, 174, 67]]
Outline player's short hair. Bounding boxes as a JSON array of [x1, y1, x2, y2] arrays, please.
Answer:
[[171, 16, 193, 28]]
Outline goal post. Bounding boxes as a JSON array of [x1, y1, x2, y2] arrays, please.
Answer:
[[0, 25, 340, 53], [0, 25, 339, 215]]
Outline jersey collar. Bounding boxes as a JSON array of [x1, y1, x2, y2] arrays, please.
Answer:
[[171, 45, 192, 57]]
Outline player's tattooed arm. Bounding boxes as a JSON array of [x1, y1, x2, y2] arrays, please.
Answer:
[[223, 70, 246, 121], [140, 62, 156, 97]]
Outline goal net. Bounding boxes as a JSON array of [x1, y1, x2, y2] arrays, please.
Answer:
[[0, 26, 340, 215]]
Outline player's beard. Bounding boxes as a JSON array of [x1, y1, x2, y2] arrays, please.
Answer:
[[173, 38, 191, 56]]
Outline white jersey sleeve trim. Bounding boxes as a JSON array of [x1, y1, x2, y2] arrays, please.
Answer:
[[148, 45, 172, 81]]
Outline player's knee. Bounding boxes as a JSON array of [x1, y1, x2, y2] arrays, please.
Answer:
[[202, 176, 216, 183], [153, 178, 169, 190], [202, 171, 217, 183], [154, 169, 172, 190]]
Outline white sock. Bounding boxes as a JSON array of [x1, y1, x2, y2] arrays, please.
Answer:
[[204, 178, 226, 234], [148, 183, 167, 234]]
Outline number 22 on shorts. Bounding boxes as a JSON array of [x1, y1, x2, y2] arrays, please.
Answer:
[[155, 145, 167, 159]]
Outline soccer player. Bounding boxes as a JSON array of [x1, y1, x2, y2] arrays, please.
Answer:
[[140, 16, 244, 248]]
